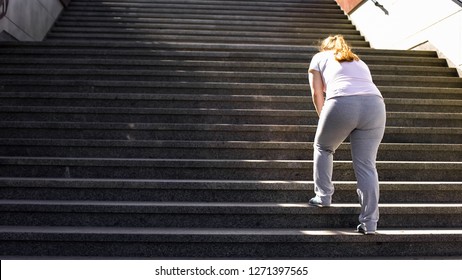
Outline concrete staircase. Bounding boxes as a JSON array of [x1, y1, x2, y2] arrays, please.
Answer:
[[1, 0, 462, 258]]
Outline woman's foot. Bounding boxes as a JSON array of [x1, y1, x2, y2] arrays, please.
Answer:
[[308, 196, 331, 207], [356, 224, 376, 235]]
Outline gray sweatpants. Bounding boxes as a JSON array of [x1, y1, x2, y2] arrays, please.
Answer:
[[313, 95, 386, 231]]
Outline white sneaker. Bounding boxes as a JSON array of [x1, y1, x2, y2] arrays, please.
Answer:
[[308, 196, 331, 208], [356, 224, 376, 235]]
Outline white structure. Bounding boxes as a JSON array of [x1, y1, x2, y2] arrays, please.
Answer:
[[348, 0, 462, 76], [0, 0, 67, 41]]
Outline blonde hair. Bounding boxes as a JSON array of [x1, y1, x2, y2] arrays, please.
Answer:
[[319, 35, 359, 62]]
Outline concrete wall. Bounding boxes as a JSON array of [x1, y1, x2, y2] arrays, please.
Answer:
[[335, 0, 365, 14], [347, 0, 462, 75], [0, 0, 66, 41]]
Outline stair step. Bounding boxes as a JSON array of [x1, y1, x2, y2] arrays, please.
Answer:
[[55, 17, 358, 31], [0, 79, 309, 95], [58, 9, 349, 21], [1, 139, 460, 161], [70, 0, 339, 4], [67, 5, 343, 16], [55, 15, 355, 29], [0, 106, 318, 125], [1, 92, 461, 112], [46, 33, 368, 46], [2, 69, 461, 87], [1, 62, 456, 77], [384, 98, 462, 112], [2, 60, 455, 77], [0, 92, 312, 110], [2, 80, 462, 99], [0, 41, 439, 58], [0, 51, 446, 66], [1, 157, 461, 181], [68, 0, 342, 11], [1, 121, 460, 143], [2, 226, 462, 258], [54, 21, 361, 36], [2, 200, 462, 229], [1, 178, 461, 203], [1, 106, 461, 127], [48, 27, 362, 41], [0, 121, 316, 142], [64, 3, 346, 16], [61, 12, 347, 26], [379, 87, 462, 99]]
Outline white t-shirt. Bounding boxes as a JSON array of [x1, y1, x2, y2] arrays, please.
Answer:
[[309, 51, 382, 100]]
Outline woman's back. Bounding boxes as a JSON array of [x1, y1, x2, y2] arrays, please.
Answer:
[[309, 50, 382, 100]]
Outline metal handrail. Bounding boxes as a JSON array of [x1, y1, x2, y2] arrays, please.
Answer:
[[371, 0, 389, 15]]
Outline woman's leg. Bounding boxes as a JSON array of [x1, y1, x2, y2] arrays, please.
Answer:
[[350, 96, 386, 232], [312, 98, 359, 205]]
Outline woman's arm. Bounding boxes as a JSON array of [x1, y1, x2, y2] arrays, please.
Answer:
[[308, 69, 325, 117]]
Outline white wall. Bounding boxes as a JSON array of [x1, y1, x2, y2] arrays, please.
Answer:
[[0, 0, 64, 41], [349, 0, 462, 75]]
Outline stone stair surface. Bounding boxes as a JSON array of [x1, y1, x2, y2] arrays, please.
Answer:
[[0, 0, 461, 259]]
